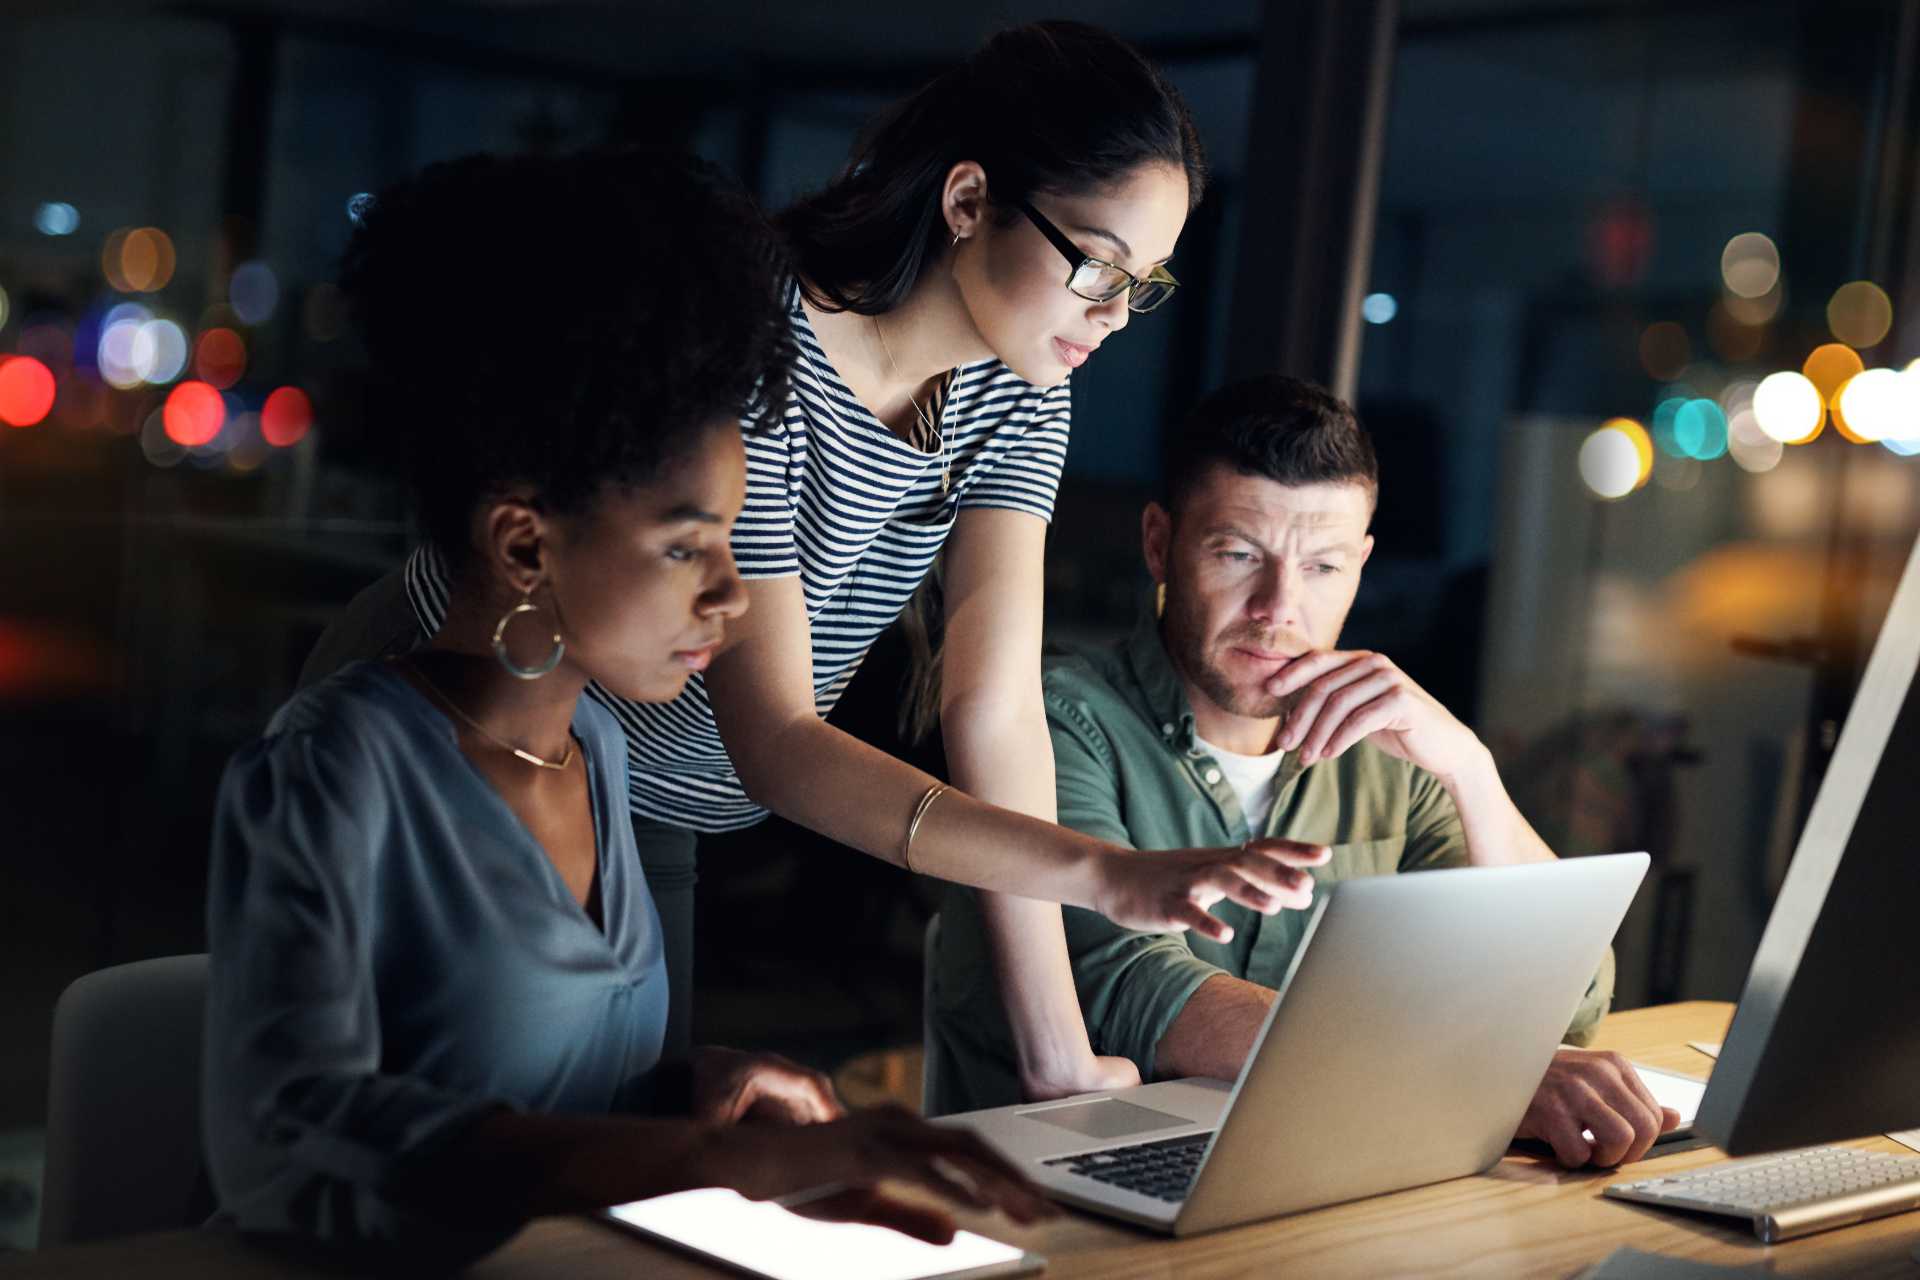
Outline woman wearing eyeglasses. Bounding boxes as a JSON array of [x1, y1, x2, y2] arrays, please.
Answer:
[[376, 21, 1324, 1105]]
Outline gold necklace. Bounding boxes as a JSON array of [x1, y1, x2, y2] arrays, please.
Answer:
[[872, 314, 952, 494], [405, 658, 576, 771]]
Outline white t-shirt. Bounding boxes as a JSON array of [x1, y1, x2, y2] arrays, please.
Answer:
[[1194, 734, 1288, 833]]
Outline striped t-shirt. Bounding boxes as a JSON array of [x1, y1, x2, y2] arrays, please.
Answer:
[[403, 288, 1071, 831]]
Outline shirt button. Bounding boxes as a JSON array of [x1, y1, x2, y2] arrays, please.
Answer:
[[1203, 767, 1223, 785], [1161, 722, 1176, 737]]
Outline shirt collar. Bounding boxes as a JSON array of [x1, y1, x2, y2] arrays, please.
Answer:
[[1123, 604, 1202, 755]]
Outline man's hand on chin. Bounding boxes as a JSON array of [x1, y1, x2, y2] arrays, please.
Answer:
[[1513, 1048, 1681, 1168]]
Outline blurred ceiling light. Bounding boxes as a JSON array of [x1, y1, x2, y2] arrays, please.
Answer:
[[261, 386, 313, 447], [0, 357, 57, 427], [1361, 292, 1397, 324], [34, 202, 80, 236], [1639, 321, 1691, 382], [163, 380, 225, 446], [1721, 232, 1780, 298], [1580, 422, 1645, 499], [194, 327, 246, 389], [230, 261, 279, 326], [1752, 371, 1824, 443], [1802, 342, 1864, 402], [1827, 281, 1893, 349]]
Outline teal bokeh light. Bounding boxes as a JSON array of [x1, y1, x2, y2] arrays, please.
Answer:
[[1651, 396, 1690, 457], [1674, 399, 1728, 460]]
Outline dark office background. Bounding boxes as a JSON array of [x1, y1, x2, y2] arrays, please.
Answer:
[[5, 0, 1920, 1251]]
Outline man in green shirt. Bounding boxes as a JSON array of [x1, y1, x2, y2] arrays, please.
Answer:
[[929, 374, 1678, 1169]]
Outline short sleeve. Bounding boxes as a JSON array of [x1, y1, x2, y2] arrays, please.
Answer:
[[1399, 766, 1470, 871], [202, 715, 517, 1260], [1047, 691, 1230, 1080], [958, 378, 1069, 523], [732, 415, 801, 580]]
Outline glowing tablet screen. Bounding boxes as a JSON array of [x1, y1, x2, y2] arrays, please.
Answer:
[[607, 1187, 1036, 1280]]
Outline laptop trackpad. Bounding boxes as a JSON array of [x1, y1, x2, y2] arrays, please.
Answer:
[[1022, 1098, 1189, 1140]]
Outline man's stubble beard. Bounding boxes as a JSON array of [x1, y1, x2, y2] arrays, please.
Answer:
[[1160, 578, 1303, 722]]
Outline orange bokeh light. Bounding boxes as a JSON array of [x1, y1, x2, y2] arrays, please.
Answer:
[[1802, 343, 1865, 402], [163, 380, 226, 446], [0, 357, 57, 427], [261, 387, 313, 448], [194, 327, 247, 389]]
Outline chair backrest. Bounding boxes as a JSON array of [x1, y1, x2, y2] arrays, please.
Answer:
[[921, 914, 942, 1114], [40, 954, 213, 1247]]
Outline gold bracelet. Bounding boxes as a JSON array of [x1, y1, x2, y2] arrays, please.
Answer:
[[903, 783, 951, 873]]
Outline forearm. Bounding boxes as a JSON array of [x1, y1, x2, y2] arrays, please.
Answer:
[[1151, 975, 1275, 1081], [418, 1109, 730, 1220], [730, 713, 1109, 907], [1440, 747, 1557, 866], [944, 695, 1098, 1089]]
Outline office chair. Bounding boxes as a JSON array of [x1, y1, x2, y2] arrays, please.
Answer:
[[40, 954, 214, 1246]]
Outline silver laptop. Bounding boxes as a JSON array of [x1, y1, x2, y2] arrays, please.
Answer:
[[941, 854, 1649, 1236]]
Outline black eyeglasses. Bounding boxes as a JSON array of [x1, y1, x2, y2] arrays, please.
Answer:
[[1014, 199, 1179, 314]]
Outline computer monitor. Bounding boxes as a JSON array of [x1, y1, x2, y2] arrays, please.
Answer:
[[1695, 530, 1920, 1156]]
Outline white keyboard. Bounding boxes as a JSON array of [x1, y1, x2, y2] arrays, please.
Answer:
[[1605, 1146, 1920, 1243]]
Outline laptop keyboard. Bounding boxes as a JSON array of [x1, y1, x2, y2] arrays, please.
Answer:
[[1042, 1132, 1214, 1202]]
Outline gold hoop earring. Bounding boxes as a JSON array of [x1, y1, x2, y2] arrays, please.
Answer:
[[1155, 583, 1167, 617], [493, 590, 564, 680], [951, 230, 962, 248]]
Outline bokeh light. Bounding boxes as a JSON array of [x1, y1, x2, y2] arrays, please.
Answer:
[[34, 202, 79, 237], [261, 387, 313, 448], [163, 380, 226, 446], [1653, 453, 1702, 492], [1362, 293, 1397, 325], [1827, 281, 1893, 349], [1836, 368, 1907, 442], [1721, 232, 1781, 298], [1706, 300, 1767, 362], [1752, 371, 1824, 443], [1802, 343, 1865, 402], [1728, 402, 1783, 474], [194, 327, 247, 389], [1587, 198, 1654, 289], [0, 358, 58, 427], [1723, 286, 1784, 327], [1639, 322, 1691, 382], [97, 318, 155, 389], [230, 261, 280, 326], [103, 228, 177, 293], [1580, 423, 1645, 499], [1675, 399, 1729, 460], [1651, 395, 1690, 457], [139, 407, 184, 468], [140, 319, 189, 384]]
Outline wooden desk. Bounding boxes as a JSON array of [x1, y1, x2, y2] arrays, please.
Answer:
[[10, 1002, 1920, 1278]]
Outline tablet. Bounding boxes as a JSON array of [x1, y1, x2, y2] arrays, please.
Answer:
[[604, 1188, 1045, 1280]]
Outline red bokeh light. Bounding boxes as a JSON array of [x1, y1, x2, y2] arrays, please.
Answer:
[[194, 327, 247, 389], [164, 380, 227, 446], [261, 386, 313, 448], [0, 357, 57, 428]]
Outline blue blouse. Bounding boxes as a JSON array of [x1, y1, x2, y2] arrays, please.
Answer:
[[202, 660, 668, 1253]]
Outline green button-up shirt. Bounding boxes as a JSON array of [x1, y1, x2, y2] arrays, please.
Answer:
[[924, 607, 1613, 1116]]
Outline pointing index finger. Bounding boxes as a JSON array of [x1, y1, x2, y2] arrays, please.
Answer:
[[1244, 837, 1332, 867]]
